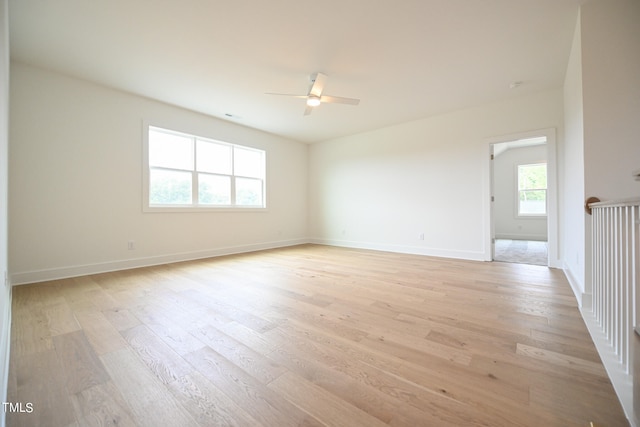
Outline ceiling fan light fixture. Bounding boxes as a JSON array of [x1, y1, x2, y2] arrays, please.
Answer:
[[306, 95, 321, 107], [266, 73, 359, 115]]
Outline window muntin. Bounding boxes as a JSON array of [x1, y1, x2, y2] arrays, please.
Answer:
[[517, 163, 547, 216], [146, 126, 265, 209]]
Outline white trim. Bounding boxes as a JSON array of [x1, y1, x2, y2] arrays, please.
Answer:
[[309, 238, 486, 261], [563, 262, 588, 309], [10, 239, 307, 285], [0, 284, 10, 427], [142, 121, 267, 212], [484, 128, 558, 267], [14, 236, 491, 285], [580, 307, 636, 426], [143, 206, 269, 214], [495, 233, 548, 241], [1, 0, 10, 424]]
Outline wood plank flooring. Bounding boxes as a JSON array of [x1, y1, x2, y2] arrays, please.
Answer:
[[6, 244, 629, 426]]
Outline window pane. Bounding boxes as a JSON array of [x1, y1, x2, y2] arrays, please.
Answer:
[[518, 164, 547, 190], [198, 174, 231, 205], [149, 169, 192, 204], [235, 177, 263, 206], [149, 128, 194, 170], [196, 140, 232, 174], [519, 190, 546, 214], [145, 126, 267, 210], [234, 147, 264, 178]]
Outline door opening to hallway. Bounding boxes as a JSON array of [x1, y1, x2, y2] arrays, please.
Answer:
[[488, 130, 556, 267]]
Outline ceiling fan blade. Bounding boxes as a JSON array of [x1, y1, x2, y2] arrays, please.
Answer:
[[320, 95, 360, 105], [309, 72, 328, 97], [269, 73, 358, 115], [265, 93, 308, 99]]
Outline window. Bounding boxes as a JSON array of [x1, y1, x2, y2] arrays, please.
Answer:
[[145, 126, 265, 210], [517, 163, 547, 216]]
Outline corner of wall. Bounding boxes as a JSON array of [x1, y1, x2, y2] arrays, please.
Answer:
[[1, 0, 11, 424], [563, 261, 588, 309], [0, 276, 10, 427]]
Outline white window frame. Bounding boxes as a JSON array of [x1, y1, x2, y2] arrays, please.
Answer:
[[516, 162, 547, 218], [143, 124, 266, 212]]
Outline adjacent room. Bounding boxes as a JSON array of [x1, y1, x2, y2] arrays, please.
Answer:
[[492, 137, 549, 266], [1, 1, 639, 426]]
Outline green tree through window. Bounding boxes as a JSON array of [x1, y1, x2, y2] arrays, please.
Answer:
[[518, 163, 547, 215], [147, 126, 265, 209]]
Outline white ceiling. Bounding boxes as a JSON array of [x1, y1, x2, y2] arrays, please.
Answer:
[[9, 0, 583, 143]]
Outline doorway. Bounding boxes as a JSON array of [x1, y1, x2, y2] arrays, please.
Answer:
[[484, 129, 558, 267]]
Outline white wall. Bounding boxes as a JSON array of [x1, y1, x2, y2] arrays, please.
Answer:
[[562, 1, 640, 303], [0, 0, 11, 425], [9, 63, 308, 284], [309, 90, 563, 261], [581, 0, 640, 301], [564, 4, 640, 422], [562, 11, 586, 301], [494, 144, 548, 241], [582, 0, 640, 202]]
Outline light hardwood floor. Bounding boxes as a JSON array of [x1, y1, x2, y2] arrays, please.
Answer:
[[7, 244, 629, 426]]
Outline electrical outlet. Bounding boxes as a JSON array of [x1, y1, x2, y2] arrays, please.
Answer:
[[128, 240, 135, 250], [419, 233, 425, 240]]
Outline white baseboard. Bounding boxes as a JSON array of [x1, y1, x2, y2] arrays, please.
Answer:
[[495, 233, 547, 241], [566, 261, 636, 426], [548, 256, 562, 270], [562, 262, 588, 309], [10, 239, 308, 285], [8, 237, 494, 286], [309, 238, 486, 262], [580, 307, 636, 427], [0, 282, 11, 427]]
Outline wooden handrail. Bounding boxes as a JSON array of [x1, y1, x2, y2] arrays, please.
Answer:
[[588, 197, 640, 211], [585, 196, 601, 215]]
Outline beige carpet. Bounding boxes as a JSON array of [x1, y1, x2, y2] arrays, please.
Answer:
[[494, 239, 548, 266]]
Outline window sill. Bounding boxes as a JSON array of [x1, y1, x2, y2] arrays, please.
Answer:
[[516, 214, 547, 219], [143, 205, 268, 213]]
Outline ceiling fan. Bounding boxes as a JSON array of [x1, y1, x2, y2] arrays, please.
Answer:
[[266, 72, 360, 116]]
